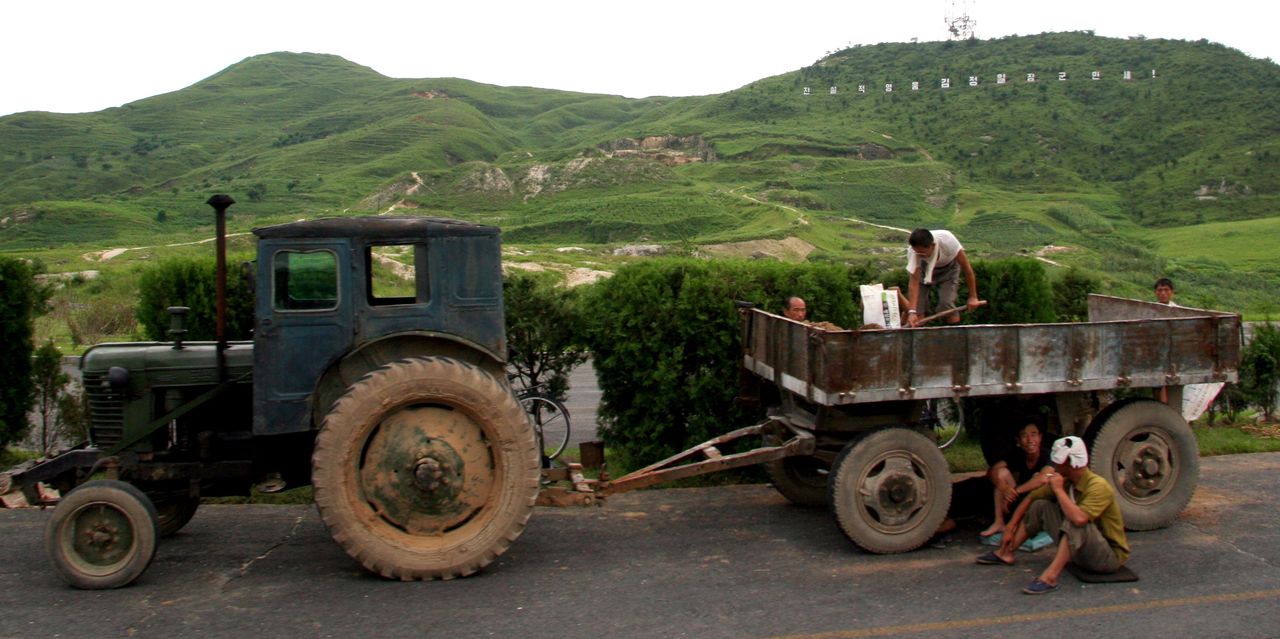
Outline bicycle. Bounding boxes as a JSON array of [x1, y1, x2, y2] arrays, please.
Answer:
[[510, 376, 572, 467]]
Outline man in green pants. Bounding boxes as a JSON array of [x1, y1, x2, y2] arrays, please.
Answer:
[[975, 436, 1130, 595]]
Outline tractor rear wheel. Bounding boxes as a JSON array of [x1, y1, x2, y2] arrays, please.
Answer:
[[312, 356, 539, 580]]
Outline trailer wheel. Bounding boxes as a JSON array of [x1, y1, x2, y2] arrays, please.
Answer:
[[153, 495, 200, 537], [1089, 400, 1198, 531], [44, 480, 159, 589], [312, 356, 539, 580], [828, 428, 952, 554], [764, 456, 829, 507]]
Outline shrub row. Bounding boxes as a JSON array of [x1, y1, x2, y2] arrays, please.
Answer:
[[580, 258, 877, 468], [585, 257, 1068, 468]]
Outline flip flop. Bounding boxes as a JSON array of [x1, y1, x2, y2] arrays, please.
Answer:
[[1022, 578, 1059, 595], [975, 551, 1013, 566]]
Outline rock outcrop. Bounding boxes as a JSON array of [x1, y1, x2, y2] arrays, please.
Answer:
[[598, 135, 716, 165]]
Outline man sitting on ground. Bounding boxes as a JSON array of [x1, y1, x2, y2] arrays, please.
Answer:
[[976, 436, 1130, 595], [979, 422, 1052, 538]]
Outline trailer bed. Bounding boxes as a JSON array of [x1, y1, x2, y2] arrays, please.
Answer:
[[742, 294, 1240, 406]]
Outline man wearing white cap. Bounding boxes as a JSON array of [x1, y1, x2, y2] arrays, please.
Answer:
[[975, 435, 1130, 595]]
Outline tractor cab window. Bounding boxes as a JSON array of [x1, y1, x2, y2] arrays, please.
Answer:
[[272, 249, 338, 311], [366, 244, 429, 306]]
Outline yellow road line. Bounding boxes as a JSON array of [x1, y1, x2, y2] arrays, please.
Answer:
[[770, 588, 1280, 639]]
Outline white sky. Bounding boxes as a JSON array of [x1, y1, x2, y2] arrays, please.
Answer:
[[2, 0, 1276, 117]]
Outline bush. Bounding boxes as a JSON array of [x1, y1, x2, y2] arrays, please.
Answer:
[[1052, 267, 1101, 322], [66, 296, 137, 346], [582, 258, 874, 469], [1241, 322, 1280, 421], [965, 258, 1057, 324], [136, 258, 255, 341], [0, 258, 50, 449]]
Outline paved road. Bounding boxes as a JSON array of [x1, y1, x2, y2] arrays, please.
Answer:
[[530, 360, 601, 455], [3, 453, 1279, 638]]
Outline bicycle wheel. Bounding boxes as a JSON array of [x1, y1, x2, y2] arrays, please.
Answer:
[[520, 395, 571, 461], [923, 399, 963, 449]]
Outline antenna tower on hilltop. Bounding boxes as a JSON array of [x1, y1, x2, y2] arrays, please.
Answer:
[[944, 0, 977, 40]]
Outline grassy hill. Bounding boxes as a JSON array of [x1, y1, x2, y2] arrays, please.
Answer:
[[3, 33, 1279, 333]]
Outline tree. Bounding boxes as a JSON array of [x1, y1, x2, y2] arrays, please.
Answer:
[[581, 259, 872, 469], [0, 258, 51, 449], [503, 272, 589, 402], [30, 341, 84, 454]]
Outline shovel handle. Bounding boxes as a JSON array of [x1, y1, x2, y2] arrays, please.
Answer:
[[914, 300, 988, 326]]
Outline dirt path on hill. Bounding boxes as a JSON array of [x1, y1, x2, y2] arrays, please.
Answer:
[[730, 185, 808, 225], [381, 171, 425, 215], [82, 232, 254, 262]]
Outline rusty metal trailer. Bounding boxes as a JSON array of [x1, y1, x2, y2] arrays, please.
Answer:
[[735, 293, 1239, 552], [547, 294, 1240, 555]]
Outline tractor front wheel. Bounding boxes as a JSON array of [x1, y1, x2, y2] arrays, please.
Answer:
[[45, 480, 159, 589]]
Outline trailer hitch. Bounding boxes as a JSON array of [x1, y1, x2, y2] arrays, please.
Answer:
[[534, 416, 815, 507]]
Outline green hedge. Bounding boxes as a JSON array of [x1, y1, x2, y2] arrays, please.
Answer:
[[136, 258, 255, 341], [879, 256, 1061, 325], [586, 257, 1065, 470], [964, 258, 1058, 324], [582, 258, 875, 469]]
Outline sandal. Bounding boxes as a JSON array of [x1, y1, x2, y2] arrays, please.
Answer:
[[975, 551, 1013, 566], [1022, 578, 1059, 595]]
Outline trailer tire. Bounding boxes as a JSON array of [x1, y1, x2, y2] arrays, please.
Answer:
[[764, 456, 830, 507], [1088, 400, 1198, 531], [829, 428, 951, 554], [45, 480, 159, 589], [312, 356, 539, 580]]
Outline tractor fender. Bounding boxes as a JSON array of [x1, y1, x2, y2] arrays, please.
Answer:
[[311, 332, 507, 427]]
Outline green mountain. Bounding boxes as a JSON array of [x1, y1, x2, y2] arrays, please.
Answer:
[[2, 33, 1278, 313]]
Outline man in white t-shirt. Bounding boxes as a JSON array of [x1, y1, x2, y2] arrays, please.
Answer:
[[905, 229, 982, 327]]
